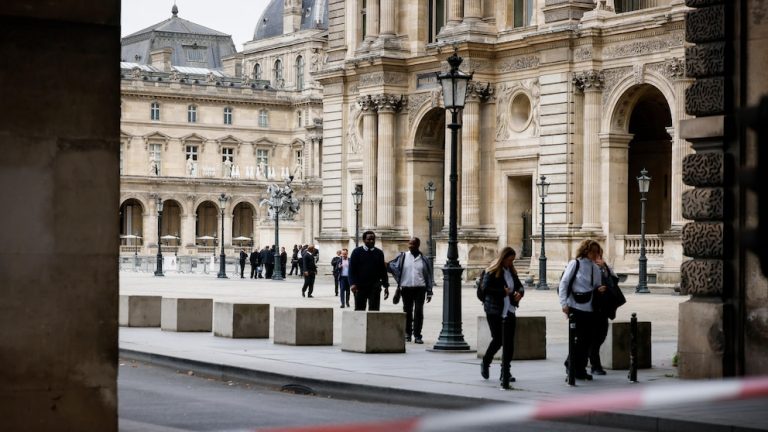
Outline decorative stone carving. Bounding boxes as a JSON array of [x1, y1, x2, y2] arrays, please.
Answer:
[[633, 64, 644, 84], [573, 70, 604, 92], [602, 34, 684, 59], [666, 57, 686, 79], [356, 95, 377, 112], [682, 188, 724, 221], [467, 58, 491, 72], [685, 43, 724, 78], [346, 104, 362, 155], [680, 259, 723, 296], [682, 222, 724, 258], [498, 55, 540, 73], [466, 81, 493, 102], [358, 72, 407, 87], [682, 153, 724, 186], [601, 66, 633, 105], [685, 5, 725, 43], [372, 93, 405, 112], [574, 46, 592, 61], [407, 92, 433, 128], [496, 79, 539, 140], [685, 77, 724, 116]]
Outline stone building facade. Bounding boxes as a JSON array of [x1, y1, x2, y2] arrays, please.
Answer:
[[311, 0, 693, 284], [119, 5, 323, 263]]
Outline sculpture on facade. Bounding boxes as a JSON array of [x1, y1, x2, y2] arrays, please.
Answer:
[[260, 175, 300, 221], [186, 156, 195, 176], [149, 158, 159, 176]]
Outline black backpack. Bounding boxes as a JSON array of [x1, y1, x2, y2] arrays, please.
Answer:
[[475, 270, 486, 302]]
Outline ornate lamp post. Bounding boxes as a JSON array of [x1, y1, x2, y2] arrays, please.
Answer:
[[272, 195, 284, 281], [351, 184, 363, 247], [424, 181, 437, 271], [154, 197, 164, 277], [217, 193, 228, 279], [433, 49, 472, 351], [636, 169, 651, 294], [536, 175, 550, 290]]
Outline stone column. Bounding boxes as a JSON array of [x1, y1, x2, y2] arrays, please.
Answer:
[[303, 198, 313, 244], [669, 60, 694, 231], [182, 211, 196, 250], [223, 212, 233, 252], [143, 206, 155, 256], [304, 139, 313, 178], [574, 70, 604, 233], [358, 95, 378, 229], [365, 0, 380, 43], [599, 132, 632, 263], [373, 94, 404, 229], [447, 0, 463, 26], [380, 0, 396, 37], [460, 82, 485, 227], [463, 0, 482, 22]]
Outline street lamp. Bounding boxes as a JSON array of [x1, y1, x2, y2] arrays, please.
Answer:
[[154, 197, 164, 277], [536, 175, 550, 290], [217, 193, 228, 279], [272, 195, 284, 281], [425, 180, 437, 272], [433, 49, 472, 351], [351, 184, 363, 247], [636, 168, 651, 294]]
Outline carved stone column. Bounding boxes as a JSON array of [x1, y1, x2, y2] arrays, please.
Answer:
[[574, 70, 604, 232], [463, 0, 481, 22], [599, 132, 632, 263], [374, 94, 404, 229], [668, 58, 694, 231], [461, 82, 489, 227], [365, 0, 380, 44], [380, 0, 396, 38], [447, 0, 463, 26], [357, 95, 378, 229], [182, 195, 196, 249]]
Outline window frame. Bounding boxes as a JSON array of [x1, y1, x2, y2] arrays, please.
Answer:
[[187, 104, 197, 123], [223, 106, 233, 125], [296, 55, 305, 91], [150, 101, 160, 121], [273, 59, 283, 87], [258, 109, 269, 128]]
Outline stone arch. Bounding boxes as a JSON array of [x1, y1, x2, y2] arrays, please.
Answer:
[[159, 199, 183, 243], [195, 200, 220, 246], [407, 100, 444, 146], [119, 197, 145, 247], [603, 71, 676, 134], [411, 107, 446, 149]]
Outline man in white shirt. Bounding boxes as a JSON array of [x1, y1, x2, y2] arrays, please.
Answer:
[[389, 238, 434, 344]]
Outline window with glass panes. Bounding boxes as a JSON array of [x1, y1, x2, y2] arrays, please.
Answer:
[[185, 145, 198, 161], [295, 150, 303, 171], [254, 63, 261, 79], [149, 143, 162, 175], [188, 105, 197, 123], [222, 147, 234, 163], [296, 56, 304, 90], [273, 59, 283, 87], [259, 110, 269, 127], [513, 0, 534, 28], [150, 102, 160, 120], [297, 110, 303, 127], [224, 107, 232, 125], [428, 0, 446, 43]]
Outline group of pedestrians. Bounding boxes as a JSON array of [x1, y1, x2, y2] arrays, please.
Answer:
[[238, 244, 318, 280], [477, 239, 626, 390]]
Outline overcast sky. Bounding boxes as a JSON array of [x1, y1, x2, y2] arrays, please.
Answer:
[[121, 0, 271, 50]]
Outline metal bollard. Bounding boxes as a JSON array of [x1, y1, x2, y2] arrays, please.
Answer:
[[628, 312, 638, 383], [567, 312, 576, 386], [501, 317, 511, 390]]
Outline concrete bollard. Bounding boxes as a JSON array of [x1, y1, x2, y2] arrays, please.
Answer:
[[119, 295, 161, 327], [341, 311, 406, 353], [476, 315, 547, 360], [213, 302, 269, 338], [600, 320, 652, 370], [273, 307, 333, 346], [160, 298, 213, 332]]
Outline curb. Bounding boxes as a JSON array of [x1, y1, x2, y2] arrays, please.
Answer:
[[120, 348, 766, 432]]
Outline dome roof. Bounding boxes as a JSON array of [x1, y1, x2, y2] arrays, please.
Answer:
[[253, 0, 327, 40]]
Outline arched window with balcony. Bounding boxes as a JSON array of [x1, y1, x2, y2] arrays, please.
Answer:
[[254, 63, 262, 80]]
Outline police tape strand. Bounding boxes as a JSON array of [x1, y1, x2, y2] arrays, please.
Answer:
[[256, 376, 768, 432]]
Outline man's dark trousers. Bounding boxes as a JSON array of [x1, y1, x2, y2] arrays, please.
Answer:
[[354, 286, 382, 311], [302, 272, 316, 296], [401, 286, 427, 339]]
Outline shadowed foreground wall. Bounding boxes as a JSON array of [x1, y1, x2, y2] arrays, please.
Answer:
[[0, 2, 119, 430]]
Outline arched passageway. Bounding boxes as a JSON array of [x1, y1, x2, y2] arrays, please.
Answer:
[[120, 199, 144, 251], [196, 201, 219, 250], [411, 107, 446, 254]]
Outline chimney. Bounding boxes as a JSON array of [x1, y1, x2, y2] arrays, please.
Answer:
[[150, 48, 173, 72], [283, 0, 302, 34]]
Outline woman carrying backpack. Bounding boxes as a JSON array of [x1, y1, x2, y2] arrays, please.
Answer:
[[480, 247, 524, 389]]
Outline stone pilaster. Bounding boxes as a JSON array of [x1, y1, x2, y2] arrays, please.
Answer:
[[380, 0, 396, 38], [574, 70, 604, 233], [181, 197, 196, 249], [461, 82, 490, 227], [599, 132, 632, 260], [463, 0, 482, 22], [447, 0, 463, 26], [365, 0, 380, 44], [373, 93, 404, 229], [669, 58, 695, 230], [357, 95, 378, 229]]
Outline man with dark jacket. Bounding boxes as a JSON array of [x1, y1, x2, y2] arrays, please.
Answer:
[[238, 249, 248, 278], [249, 248, 259, 278], [258, 246, 270, 279], [263, 246, 275, 279], [388, 238, 433, 343], [331, 250, 342, 296], [301, 245, 318, 297], [280, 247, 288, 278], [349, 231, 389, 311]]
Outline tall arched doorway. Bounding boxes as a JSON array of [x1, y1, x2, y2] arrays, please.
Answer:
[[626, 86, 672, 235], [120, 199, 144, 253], [196, 201, 219, 253], [411, 107, 445, 256], [232, 202, 255, 248], [160, 200, 182, 252]]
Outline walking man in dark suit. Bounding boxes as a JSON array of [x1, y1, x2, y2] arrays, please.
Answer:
[[249, 248, 259, 278], [349, 231, 389, 311], [264, 246, 275, 279], [301, 244, 318, 297], [238, 249, 248, 278]]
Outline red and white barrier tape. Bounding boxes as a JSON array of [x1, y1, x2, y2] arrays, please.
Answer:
[[256, 376, 768, 432]]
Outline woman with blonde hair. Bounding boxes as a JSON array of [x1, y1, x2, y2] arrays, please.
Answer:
[[479, 247, 524, 389], [558, 239, 606, 381]]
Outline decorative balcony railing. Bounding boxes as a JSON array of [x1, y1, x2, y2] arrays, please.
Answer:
[[621, 235, 665, 255]]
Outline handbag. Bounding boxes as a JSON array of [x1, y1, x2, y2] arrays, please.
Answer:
[[393, 286, 402, 304]]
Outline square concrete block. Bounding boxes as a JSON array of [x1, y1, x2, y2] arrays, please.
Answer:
[[600, 320, 652, 370], [476, 315, 547, 360], [161, 298, 213, 332], [677, 299, 724, 378], [119, 295, 161, 327], [341, 311, 406, 353], [273, 307, 333, 345], [213, 302, 269, 338]]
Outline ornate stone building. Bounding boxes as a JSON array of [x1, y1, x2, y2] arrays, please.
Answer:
[[310, 0, 692, 285], [119, 5, 323, 265]]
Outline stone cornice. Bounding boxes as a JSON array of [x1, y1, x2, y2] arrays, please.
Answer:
[[121, 88, 294, 107]]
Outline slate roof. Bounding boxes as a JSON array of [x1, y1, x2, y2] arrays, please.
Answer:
[[252, 0, 327, 40]]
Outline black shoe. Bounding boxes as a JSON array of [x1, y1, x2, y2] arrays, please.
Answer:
[[346, 302, 350, 307], [307, 295, 314, 298], [340, 305, 345, 308], [591, 368, 607, 376], [499, 372, 516, 383], [414, 337, 423, 344], [480, 362, 490, 380], [302, 291, 305, 297], [574, 372, 593, 381], [335, 290, 339, 296], [405, 335, 412, 342]]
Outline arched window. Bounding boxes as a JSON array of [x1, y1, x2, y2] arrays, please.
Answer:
[[253, 63, 261, 80], [187, 105, 197, 123], [150, 101, 160, 121], [295, 55, 305, 91], [223, 107, 232, 125], [273, 59, 283, 87], [259, 109, 269, 128]]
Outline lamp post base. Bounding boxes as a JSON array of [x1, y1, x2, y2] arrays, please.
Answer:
[[536, 282, 550, 290], [217, 254, 228, 279], [635, 285, 650, 294], [433, 265, 471, 351]]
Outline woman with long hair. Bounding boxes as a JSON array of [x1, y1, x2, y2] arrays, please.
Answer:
[[480, 247, 524, 389], [558, 239, 605, 381]]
